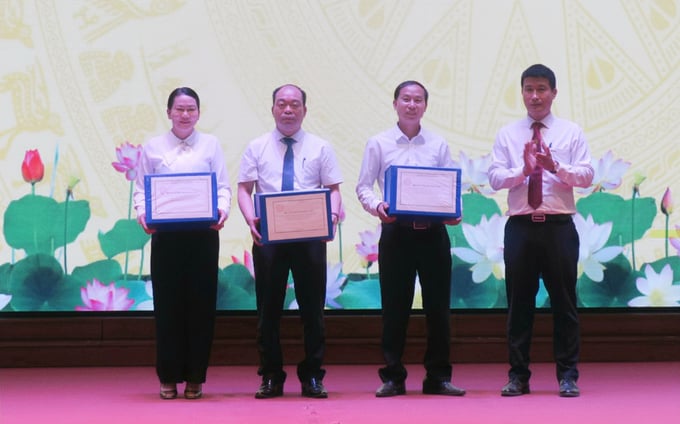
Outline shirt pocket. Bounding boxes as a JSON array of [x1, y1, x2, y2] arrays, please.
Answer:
[[550, 146, 570, 164], [301, 156, 321, 185]]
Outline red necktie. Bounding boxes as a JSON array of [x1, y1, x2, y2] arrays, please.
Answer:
[[528, 122, 544, 209]]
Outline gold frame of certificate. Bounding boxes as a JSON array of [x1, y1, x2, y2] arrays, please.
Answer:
[[144, 172, 218, 230], [384, 165, 461, 220], [255, 189, 332, 244]]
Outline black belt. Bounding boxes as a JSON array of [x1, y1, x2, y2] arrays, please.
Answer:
[[393, 220, 442, 230], [510, 213, 573, 223]]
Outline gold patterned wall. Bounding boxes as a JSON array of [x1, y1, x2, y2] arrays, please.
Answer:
[[1, 0, 679, 276]]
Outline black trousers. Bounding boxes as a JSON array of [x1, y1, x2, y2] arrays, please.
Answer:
[[504, 216, 580, 382], [377, 222, 453, 383], [252, 240, 327, 383], [150, 229, 219, 384]]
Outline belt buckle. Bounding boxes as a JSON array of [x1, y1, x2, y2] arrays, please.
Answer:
[[413, 221, 429, 230], [531, 213, 546, 223]]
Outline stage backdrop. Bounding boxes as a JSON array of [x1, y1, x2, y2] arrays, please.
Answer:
[[1, 0, 680, 312]]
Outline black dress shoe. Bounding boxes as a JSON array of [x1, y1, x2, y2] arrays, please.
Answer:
[[255, 378, 284, 399], [559, 379, 580, 397], [301, 377, 328, 398], [501, 378, 530, 396], [375, 380, 406, 397], [422, 379, 466, 396]]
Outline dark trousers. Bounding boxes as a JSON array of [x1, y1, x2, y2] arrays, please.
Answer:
[[504, 217, 580, 382], [377, 222, 453, 383], [151, 229, 219, 384], [252, 240, 327, 383]]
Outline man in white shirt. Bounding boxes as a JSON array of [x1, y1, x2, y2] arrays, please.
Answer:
[[356, 80, 465, 397], [489, 64, 594, 398], [237, 84, 342, 399]]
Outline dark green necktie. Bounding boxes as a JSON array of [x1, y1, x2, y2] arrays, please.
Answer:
[[281, 137, 295, 191]]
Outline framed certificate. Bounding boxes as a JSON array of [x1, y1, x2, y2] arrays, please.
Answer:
[[384, 165, 461, 220], [144, 172, 218, 230], [255, 189, 332, 244]]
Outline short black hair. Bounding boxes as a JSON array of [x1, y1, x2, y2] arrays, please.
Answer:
[[167, 87, 200, 110], [272, 84, 307, 106], [393, 80, 429, 103], [521, 64, 556, 90]]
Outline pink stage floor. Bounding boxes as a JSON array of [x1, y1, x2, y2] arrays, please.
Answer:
[[1, 362, 679, 424]]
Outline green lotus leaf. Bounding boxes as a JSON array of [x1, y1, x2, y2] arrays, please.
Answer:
[[8, 254, 81, 311], [335, 279, 381, 309], [602, 254, 637, 306], [577, 254, 636, 307], [577, 275, 615, 307], [52, 199, 90, 246], [345, 272, 379, 282], [71, 259, 123, 285], [116, 279, 151, 308], [0, 262, 11, 293], [3, 195, 90, 256], [98, 219, 150, 259], [220, 263, 255, 295], [639, 255, 680, 275], [451, 263, 503, 309], [4, 195, 59, 255], [576, 192, 656, 246], [216, 283, 255, 310], [216, 264, 256, 310]]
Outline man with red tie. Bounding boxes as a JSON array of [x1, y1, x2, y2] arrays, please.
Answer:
[[488, 64, 594, 397]]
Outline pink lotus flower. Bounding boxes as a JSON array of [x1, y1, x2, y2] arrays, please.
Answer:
[[355, 224, 381, 264], [111, 142, 142, 181], [21, 149, 44, 184], [231, 250, 255, 278], [76, 279, 134, 311], [337, 202, 346, 223], [661, 188, 675, 258], [661, 187, 673, 215]]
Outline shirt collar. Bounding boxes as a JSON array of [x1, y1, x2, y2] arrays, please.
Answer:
[[393, 124, 425, 145], [526, 113, 555, 130], [170, 130, 197, 146], [274, 129, 305, 144]]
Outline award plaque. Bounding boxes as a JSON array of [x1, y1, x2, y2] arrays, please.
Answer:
[[384, 165, 461, 220], [255, 189, 332, 243], [144, 172, 218, 230]]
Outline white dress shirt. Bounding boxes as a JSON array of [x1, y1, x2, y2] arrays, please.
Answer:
[[133, 130, 232, 215], [488, 114, 594, 215], [238, 129, 343, 192], [356, 125, 455, 216]]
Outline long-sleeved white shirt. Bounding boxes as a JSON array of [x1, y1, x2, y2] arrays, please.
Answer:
[[133, 130, 232, 216], [488, 114, 594, 215], [356, 125, 455, 216]]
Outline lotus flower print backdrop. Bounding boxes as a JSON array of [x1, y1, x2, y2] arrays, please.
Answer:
[[1, 1, 680, 311]]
